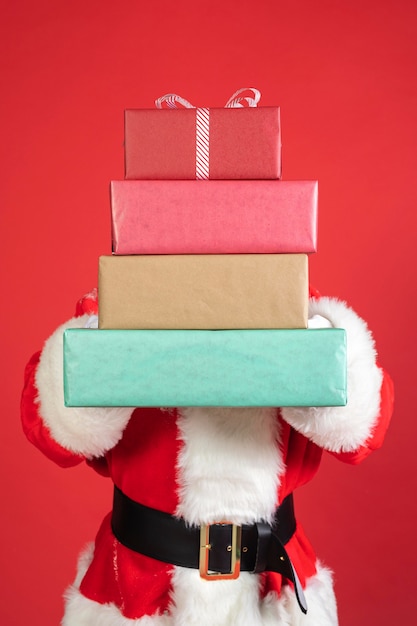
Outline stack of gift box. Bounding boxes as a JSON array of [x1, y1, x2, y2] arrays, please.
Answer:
[[64, 100, 347, 409]]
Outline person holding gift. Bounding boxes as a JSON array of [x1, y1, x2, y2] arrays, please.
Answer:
[[21, 286, 393, 626]]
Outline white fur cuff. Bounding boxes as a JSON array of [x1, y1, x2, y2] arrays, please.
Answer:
[[35, 315, 134, 458], [281, 297, 383, 453]]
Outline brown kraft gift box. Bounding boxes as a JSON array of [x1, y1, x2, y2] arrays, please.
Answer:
[[98, 254, 308, 330]]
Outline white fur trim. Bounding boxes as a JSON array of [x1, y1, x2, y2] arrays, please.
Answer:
[[63, 592, 170, 625], [281, 297, 383, 453], [307, 314, 332, 329], [63, 551, 337, 625], [175, 407, 284, 525], [62, 543, 170, 625], [274, 561, 338, 626], [168, 563, 336, 625], [169, 567, 269, 625], [168, 563, 337, 626], [35, 315, 133, 457]]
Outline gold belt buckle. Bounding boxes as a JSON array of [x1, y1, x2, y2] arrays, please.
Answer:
[[199, 521, 242, 581]]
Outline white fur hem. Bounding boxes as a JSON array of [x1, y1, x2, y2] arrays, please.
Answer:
[[62, 543, 170, 625], [275, 561, 338, 625], [63, 591, 170, 625], [281, 297, 383, 453], [168, 561, 337, 625], [62, 546, 337, 625], [35, 315, 133, 457]]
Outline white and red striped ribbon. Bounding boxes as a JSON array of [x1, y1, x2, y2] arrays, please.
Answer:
[[154, 88, 261, 110], [224, 88, 261, 108], [155, 89, 261, 179], [195, 108, 210, 179], [155, 93, 194, 109]]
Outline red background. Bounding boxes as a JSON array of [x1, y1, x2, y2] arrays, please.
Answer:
[[1, 1, 416, 624]]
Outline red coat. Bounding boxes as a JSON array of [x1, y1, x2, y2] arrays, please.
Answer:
[[21, 290, 394, 624]]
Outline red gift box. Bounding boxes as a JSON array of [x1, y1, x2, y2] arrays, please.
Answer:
[[110, 180, 318, 255], [124, 107, 281, 180]]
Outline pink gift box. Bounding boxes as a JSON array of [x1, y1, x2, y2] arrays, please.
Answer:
[[110, 180, 318, 255], [124, 107, 281, 180]]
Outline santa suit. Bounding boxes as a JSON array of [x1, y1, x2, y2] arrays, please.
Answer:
[[21, 289, 393, 626]]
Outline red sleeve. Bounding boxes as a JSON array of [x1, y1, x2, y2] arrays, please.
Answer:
[[75, 288, 98, 317], [20, 351, 85, 469], [309, 285, 321, 299], [328, 367, 394, 465]]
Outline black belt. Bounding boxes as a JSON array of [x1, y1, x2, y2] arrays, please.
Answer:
[[111, 486, 307, 614]]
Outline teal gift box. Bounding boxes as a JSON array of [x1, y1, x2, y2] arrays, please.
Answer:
[[63, 328, 347, 408]]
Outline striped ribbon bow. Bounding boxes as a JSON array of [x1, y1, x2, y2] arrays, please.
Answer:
[[155, 88, 261, 109], [154, 88, 261, 179]]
